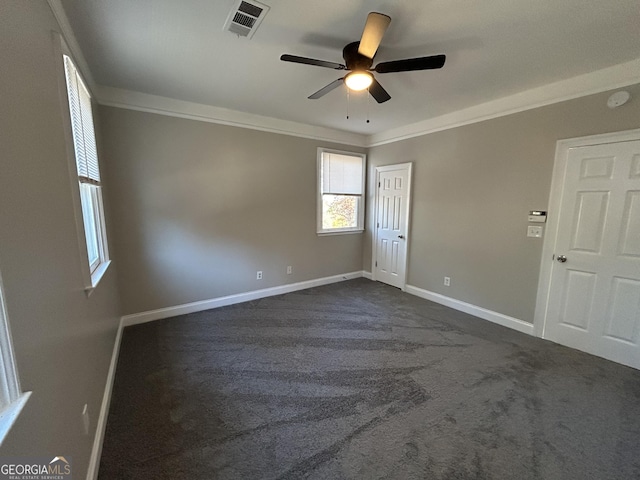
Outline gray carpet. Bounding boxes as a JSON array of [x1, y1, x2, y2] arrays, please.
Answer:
[[99, 278, 640, 479]]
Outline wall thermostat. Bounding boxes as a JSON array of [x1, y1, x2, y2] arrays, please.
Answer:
[[528, 210, 547, 223]]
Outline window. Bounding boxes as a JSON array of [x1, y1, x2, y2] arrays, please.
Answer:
[[317, 148, 366, 234], [0, 270, 30, 446], [63, 55, 110, 288]]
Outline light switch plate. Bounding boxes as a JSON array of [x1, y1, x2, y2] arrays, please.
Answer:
[[527, 226, 543, 238]]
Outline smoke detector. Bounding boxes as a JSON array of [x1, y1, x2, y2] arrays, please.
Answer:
[[223, 0, 270, 39], [607, 91, 631, 109]]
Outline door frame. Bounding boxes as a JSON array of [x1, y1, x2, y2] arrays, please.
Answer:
[[533, 128, 640, 338], [371, 162, 413, 290]]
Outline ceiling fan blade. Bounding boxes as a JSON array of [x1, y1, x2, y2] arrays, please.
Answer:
[[374, 54, 446, 73], [358, 12, 391, 59], [308, 78, 345, 99], [280, 54, 346, 70], [368, 78, 391, 103]]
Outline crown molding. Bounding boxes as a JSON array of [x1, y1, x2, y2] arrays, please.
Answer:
[[95, 86, 368, 147], [367, 58, 640, 147], [46, 0, 96, 89], [96, 59, 639, 149]]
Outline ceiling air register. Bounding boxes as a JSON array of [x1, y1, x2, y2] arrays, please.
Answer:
[[223, 0, 270, 39]]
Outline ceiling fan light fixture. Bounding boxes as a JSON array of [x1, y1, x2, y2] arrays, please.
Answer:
[[344, 71, 373, 91]]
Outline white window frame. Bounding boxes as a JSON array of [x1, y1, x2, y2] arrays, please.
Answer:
[[317, 148, 366, 235], [58, 48, 110, 294], [0, 270, 31, 446]]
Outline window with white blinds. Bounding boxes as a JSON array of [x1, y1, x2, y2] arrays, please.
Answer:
[[0, 269, 31, 445], [64, 56, 101, 184], [317, 149, 366, 234], [63, 55, 109, 285]]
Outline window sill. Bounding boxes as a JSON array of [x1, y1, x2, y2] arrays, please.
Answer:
[[0, 392, 31, 447], [85, 260, 111, 297], [317, 229, 364, 236]]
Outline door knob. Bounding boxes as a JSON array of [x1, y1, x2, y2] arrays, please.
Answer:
[[557, 255, 567, 263], [398, 235, 405, 239]]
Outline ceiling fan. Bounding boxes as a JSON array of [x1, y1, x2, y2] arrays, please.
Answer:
[[280, 12, 446, 103]]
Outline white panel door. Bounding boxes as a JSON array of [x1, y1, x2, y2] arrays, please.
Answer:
[[374, 164, 411, 289], [544, 140, 640, 369]]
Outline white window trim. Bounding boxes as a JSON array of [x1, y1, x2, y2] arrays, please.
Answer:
[[53, 33, 110, 295], [317, 148, 366, 235], [83, 183, 110, 285], [0, 271, 31, 446]]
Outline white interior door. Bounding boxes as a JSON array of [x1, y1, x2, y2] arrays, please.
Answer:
[[374, 163, 412, 289], [543, 138, 640, 369]]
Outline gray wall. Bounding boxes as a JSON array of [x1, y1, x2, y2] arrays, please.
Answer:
[[0, 0, 121, 476], [365, 85, 640, 323], [98, 107, 365, 315]]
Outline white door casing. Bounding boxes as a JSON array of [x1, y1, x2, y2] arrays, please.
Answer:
[[373, 163, 412, 289], [535, 129, 640, 370]]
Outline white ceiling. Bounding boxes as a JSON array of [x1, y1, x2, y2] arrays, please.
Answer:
[[59, 0, 640, 136]]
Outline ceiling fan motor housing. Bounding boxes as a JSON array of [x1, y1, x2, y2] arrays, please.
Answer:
[[343, 42, 373, 71]]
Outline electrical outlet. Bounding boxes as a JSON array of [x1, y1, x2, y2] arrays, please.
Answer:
[[82, 404, 90, 435], [444, 276, 451, 286], [256, 271, 263, 280], [527, 225, 543, 238], [287, 266, 292, 275]]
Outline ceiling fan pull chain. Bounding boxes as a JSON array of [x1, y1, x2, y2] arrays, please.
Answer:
[[366, 88, 371, 123], [346, 88, 350, 119]]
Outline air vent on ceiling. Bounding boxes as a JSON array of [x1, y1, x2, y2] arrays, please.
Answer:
[[223, 0, 270, 39]]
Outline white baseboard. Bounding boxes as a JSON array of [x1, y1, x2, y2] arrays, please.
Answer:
[[86, 319, 124, 480], [405, 285, 535, 336], [121, 271, 366, 327], [362, 271, 372, 280]]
